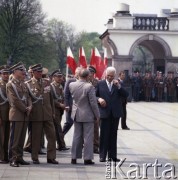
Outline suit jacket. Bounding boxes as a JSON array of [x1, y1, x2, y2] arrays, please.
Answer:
[[64, 78, 76, 108], [96, 80, 129, 119], [26, 77, 54, 121], [69, 79, 100, 122], [6, 78, 32, 121], [0, 80, 9, 121]]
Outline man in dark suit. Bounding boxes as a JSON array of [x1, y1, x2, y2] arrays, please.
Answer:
[[63, 67, 82, 135], [96, 67, 129, 162], [118, 71, 130, 130]]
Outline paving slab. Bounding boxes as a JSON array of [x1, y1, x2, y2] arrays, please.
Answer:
[[0, 102, 177, 179]]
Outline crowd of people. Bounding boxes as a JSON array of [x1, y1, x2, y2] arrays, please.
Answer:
[[0, 61, 177, 168], [129, 71, 178, 102]]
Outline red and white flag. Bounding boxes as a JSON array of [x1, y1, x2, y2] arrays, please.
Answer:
[[103, 48, 108, 67], [66, 47, 77, 75], [95, 47, 106, 79], [79, 47, 87, 68]]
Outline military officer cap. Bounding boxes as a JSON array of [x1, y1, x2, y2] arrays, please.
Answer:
[[51, 69, 63, 77], [9, 62, 25, 72], [88, 66, 96, 73], [30, 63, 43, 72], [0, 65, 10, 74]]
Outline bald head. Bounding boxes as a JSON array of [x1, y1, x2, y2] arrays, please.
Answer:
[[79, 69, 90, 79]]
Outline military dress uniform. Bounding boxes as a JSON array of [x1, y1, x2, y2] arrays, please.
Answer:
[[51, 70, 68, 151], [6, 62, 32, 167], [0, 66, 10, 163], [25, 64, 58, 164], [165, 73, 175, 102], [154, 75, 164, 102], [175, 77, 178, 102], [143, 73, 154, 101], [131, 72, 142, 101], [88, 66, 99, 153]]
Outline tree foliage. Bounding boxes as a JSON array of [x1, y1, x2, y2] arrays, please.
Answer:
[[0, 0, 103, 72], [0, 0, 46, 66]]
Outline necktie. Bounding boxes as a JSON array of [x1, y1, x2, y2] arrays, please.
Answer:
[[108, 83, 112, 92]]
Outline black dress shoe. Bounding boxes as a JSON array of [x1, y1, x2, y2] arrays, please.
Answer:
[[10, 161, 19, 167], [84, 160, 95, 165], [47, 159, 59, 164], [23, 147, 31, 153], [38, 150, 46, 155], [94, 149, 99, 154], [17, 159, 30, 165], [122, 127, 130, 130], [33, 159, 40, 164], [71, 159, 77, 164], [99, 158, 106, 162], [58, 147, 70, 151], [108, 158, 120, 162]]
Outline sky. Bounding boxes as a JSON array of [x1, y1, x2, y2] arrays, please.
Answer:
[[40, 0, 178, 34]]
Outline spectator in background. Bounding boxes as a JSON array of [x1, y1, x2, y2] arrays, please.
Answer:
[[118, 71, 130, 130]]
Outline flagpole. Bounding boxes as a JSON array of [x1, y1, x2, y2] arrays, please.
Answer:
[[66, 64, 69, 80]]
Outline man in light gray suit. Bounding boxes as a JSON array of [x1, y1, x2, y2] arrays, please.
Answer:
[[69, 68, 100, 165]]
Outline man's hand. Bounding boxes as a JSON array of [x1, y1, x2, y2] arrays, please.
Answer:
[[59, 103, 66, 110], [65, 106, 70, 112], [113, 79, 121, 89], [98, 98, 106, 107]]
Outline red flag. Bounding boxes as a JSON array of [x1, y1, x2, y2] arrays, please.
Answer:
[[104, 48, 108, 67], [79, 47, 87, 68], [94, 47, 106, 79], [66, 47, 77, 75], [90, 48, 95, 67]]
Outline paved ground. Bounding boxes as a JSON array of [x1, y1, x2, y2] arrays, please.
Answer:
[[0, 102, 178, 180]]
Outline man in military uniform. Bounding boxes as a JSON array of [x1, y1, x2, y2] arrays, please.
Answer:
[[6, 62, 32, 167], [25, 64, 58, 164], [165, 72, 175, 102], [131, 71, 142, 102], [154, 72, 164, 102], [175, 76, 178, 102], [51, 70, 69, 151], [24, 67, 46, 154], [0, 65, 10, 164], [88, 66, 100, 154], [143, 71, 154, 102]]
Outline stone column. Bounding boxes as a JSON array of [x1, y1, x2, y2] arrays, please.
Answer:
[[112, 55, 133, 76]]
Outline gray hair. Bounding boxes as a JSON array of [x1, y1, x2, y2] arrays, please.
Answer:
[[106, 66, 116, 75]]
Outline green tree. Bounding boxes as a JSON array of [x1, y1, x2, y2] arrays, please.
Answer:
[[74, 31, 102, 64], [0, 0, 46, 66], [46, 19, 76, 73]]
